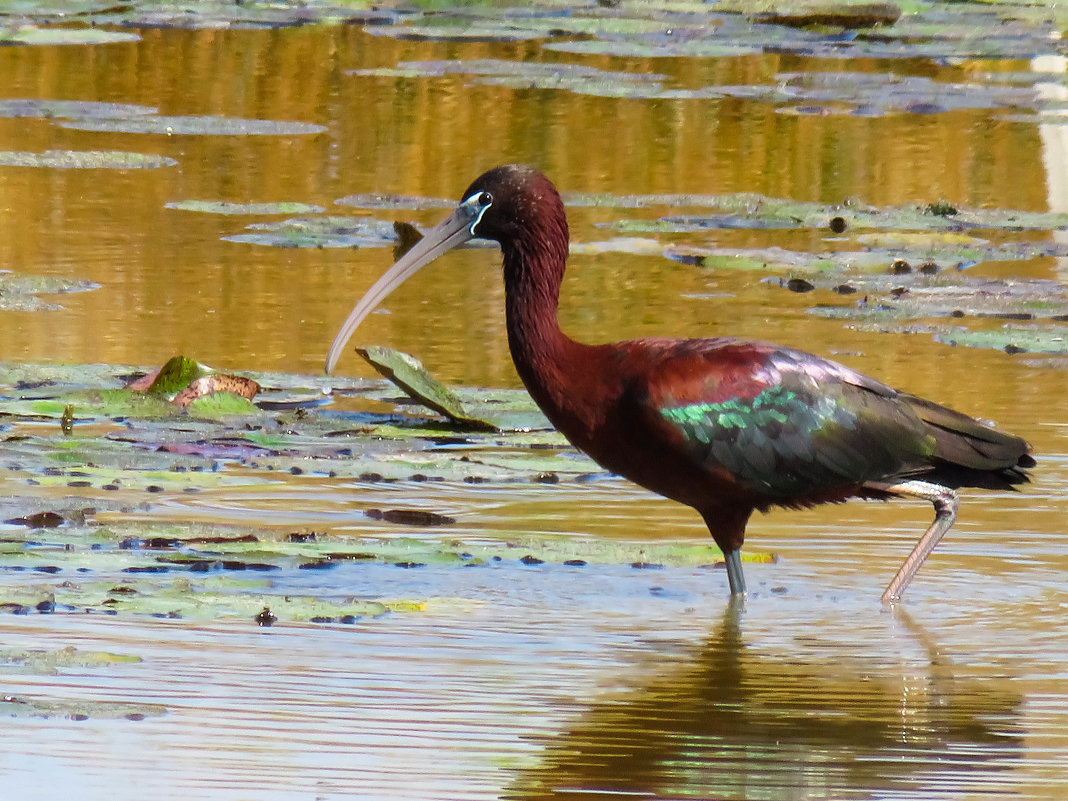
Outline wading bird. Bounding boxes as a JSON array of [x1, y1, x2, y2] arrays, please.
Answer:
[[326, 165, 1033, 602]]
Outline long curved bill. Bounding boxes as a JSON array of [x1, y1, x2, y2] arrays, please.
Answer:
[[325, 198, 486, 374]]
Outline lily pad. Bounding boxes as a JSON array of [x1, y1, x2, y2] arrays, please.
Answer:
[[175, 374, 260, 405], [666, 245, 844, 273], [360, 21, 540, 43], [752, 1, 901, 28], [57, 114, 326, 136], [0, 645, 141, 673], [929, 324, 1068, 355], [136, 357, 261, 417], [0, 99, 157, 119], [0, 360, 585, 490], [0, 1, 119, 15], [0, 150, 176, 170], [165, 200, 326, 216], [358, 346, 497, 431], [543, 39, 761, 60], [334, 193, 455, 211], [136, 355, 210, 396], [1, 356, 263, 425], [85, 2, 394, 30], [604, 194, 1068, 235], [347, 1, 1068, 63], [803, 275, 1068, 323], [0, 24, 140, 46], [223, 216, 398, 248], [0, 270, 98, 311], [0, 695, 166, 720], [766, 71, 1038, 117], [68, 585, 404, 622], [183, 390, 259, 417], [350, 58, 668, 100], [16, 0, 1066, 64]]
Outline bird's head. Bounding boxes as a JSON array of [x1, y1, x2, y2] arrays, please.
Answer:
[[324, 164, 565, 374]]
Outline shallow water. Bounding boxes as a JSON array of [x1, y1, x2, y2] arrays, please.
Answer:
[[1, 6, 1067, 800]]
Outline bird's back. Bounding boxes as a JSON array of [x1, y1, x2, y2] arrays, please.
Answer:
[[545, 336, 1031, 516]]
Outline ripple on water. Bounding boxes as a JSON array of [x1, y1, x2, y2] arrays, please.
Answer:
[[0, 543, 1063, 801]]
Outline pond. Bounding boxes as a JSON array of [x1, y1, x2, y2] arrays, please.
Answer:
[[0, 2, 1066, 799]]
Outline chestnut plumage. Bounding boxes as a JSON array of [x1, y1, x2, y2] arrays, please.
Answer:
[[327, 165, 1033, 601]]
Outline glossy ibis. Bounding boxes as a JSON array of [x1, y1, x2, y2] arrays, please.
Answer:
[[326, 165, 1033, 602]]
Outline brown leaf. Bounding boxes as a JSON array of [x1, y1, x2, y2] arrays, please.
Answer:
[[125, 369, 160, 391], [171, 375, 260, 408]]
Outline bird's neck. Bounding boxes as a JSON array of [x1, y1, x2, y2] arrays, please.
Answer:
[[502, 238, 606, 438]]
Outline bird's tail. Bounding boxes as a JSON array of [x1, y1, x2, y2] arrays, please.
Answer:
[[902, 393, 1035, 489]]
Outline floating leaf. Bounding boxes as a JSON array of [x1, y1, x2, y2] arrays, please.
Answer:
[[172, 375, 260, 409], [350, 58, 667, 100], [0, 360, 578, 489], [930, 324, 1068, 355], [0, 270, 98, 311], [57, 115, 325, 136], [0, 696, 166, 720], [165, 200, 325, 215], [0, 645, 141, 674], [0, 1, 119, 16], [0, 149, 176, 169], [335, 193, 454, 211], [854, 231, 988, 249], [803, 276, 1068, 323], [753, 2, 901, 28], [0, 24, 140, 46], [357, 345, 497, 431], [666, 245, 842, 273], [223, 216, 397, 248], [570, 237, 669, 257], [139, 356, 209, 397], [0, 99, 157, 119], [544, 39, 761, 59], [362, 22, 538, 43], [85, 3, 394, 30]]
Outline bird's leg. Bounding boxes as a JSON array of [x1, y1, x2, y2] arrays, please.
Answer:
[[863, 479, 959, 603], [702, 508, 752, 597], [724, 549, 747, 596]]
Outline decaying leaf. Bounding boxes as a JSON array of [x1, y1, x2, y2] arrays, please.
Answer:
[[125, 355, 260, 413], [172, 375, 261, 409]]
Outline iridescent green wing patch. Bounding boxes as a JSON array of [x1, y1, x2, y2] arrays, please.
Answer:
[[661, 386, 802, 440], [658, 378, 923, 498]]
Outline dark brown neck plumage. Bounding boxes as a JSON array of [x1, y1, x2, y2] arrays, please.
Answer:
[[501, 224, 610, 444]]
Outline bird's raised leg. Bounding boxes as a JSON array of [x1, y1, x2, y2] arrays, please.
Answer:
[[863, 479, 959, 603]]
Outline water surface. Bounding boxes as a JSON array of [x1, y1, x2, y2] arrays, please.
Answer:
[[0, 8, 1066, 800]]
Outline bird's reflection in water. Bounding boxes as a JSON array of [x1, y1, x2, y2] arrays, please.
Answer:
[[508, 600, 1024, 801]]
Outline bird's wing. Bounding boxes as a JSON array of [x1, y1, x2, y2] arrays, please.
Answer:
[[627, 339, 936, 500]]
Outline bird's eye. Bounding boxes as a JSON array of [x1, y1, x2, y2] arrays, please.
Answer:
[[478, 191, 492, 206]]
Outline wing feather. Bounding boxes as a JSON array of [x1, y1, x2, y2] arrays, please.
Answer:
[[629, 339, 934, 500]]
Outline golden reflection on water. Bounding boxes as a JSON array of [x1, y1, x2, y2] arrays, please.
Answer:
[[511, 603, 1024, 801], [0, 27, 1057, 389]]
